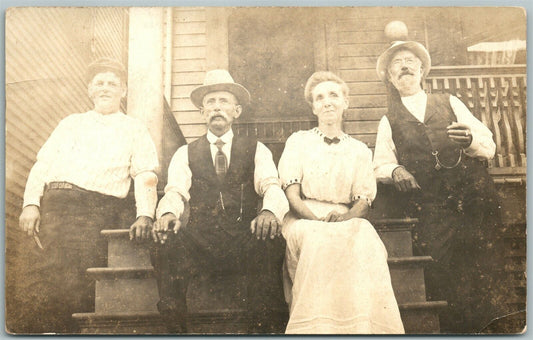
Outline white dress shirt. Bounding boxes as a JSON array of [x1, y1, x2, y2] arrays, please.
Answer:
[[23, 110, 159, 217], [156, 128, 289, 222], [373, 91, 496, 183]]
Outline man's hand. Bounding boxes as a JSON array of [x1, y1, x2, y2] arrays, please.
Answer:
[[250, 210, 281, 240], [392, 166, 421, 192], [447, 122, 473, 148], [153, 213, 180, 244], [129, 216, 154, 241], [19, 205, 41, 236]]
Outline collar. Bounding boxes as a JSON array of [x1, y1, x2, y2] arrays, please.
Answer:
[[400, 90, 427, 104], [87, 110, 124, 124], [207, 128, 234, 145], [312, 127, 349, 143]]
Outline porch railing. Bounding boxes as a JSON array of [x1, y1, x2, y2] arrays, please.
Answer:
[[233, 65, 526, 179], [426, 65, 526, 177]]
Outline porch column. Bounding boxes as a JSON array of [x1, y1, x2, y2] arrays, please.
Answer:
[[127, 7, 165, 180]]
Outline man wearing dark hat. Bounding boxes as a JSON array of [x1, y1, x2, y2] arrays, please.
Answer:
[[153, 69, 289, 332], [17, 58, 159, 333], [373, 40, 516, 333]]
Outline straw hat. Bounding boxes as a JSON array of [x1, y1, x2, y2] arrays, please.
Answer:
[[376, 41, 431, 82], [190, 69, 251, 108]]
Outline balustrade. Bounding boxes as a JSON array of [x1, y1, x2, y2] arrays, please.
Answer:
[[426, 65, 526, 173]]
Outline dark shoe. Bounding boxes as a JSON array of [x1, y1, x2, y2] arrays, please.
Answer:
[[157, 297, 188, 333]]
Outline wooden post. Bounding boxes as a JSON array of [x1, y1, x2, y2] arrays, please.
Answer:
[[127, 7, 165, 182]]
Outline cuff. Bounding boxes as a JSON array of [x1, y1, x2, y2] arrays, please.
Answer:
[[352, 195, 373, 208], [375, 164, 401, 184], [136, 211, 155, 219], [282, 178, 300, 190], [261, 185, 289, 222], [23, 200, 41, 209], [156, 192, 185, 220], [463, 134, 479, 157]]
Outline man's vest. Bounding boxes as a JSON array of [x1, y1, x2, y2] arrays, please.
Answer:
[[386, 93, 491, 202], [187, 134, 260, 231]]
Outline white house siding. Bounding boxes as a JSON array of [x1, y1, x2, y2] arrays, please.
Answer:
[[167, 7, 208, 144]]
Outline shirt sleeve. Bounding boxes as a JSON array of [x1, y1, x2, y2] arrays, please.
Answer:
[[22, 117, 72, 208], [351, 145, 377, 206], [254, 142, 289, 222], [130, 123, 159, 177], [449, 95, 496, 160], [134, 171, 158, 219], [156, 145, 191, 219], [277, 133, 303, 190], [373, 116, 400, 183]]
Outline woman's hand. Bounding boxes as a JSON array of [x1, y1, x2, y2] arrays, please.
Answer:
[[322, 210, 344, 222]]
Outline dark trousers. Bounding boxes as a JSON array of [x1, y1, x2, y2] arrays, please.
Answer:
[[413, 198, 513, 333], [152, 221, 286, 332], [12, 184, 128, 334]]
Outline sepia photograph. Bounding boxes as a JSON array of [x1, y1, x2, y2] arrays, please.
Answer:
[[4, 5, 527, 335]]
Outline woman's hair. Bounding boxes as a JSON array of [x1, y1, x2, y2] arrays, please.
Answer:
[[86, 57, 127, 85], [304, 71, 349, 106]]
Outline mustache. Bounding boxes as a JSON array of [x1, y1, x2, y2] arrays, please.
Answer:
[[398, 70, 414, 79], [208, 112, 229, 122]]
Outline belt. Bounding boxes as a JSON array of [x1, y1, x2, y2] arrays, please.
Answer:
[[47, 181, 75, 190], [45, 181, 90, 192]]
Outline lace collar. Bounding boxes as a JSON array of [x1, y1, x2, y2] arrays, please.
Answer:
[[311, 127, 349, 143]]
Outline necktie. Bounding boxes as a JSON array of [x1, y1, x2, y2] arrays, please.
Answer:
[[214, 139, 227, 181], [324, 136, 340, 145]]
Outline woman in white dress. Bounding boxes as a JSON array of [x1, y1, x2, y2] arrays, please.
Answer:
[[278, 71, 404, 334]]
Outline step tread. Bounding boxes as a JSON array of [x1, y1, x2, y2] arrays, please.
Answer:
[[399, 301, 448, 310], [87, 266, 154, 279], [388, 256, 433, 265], [72, 311, 161, 320], [373, 217, 419, 226], [101, 229, 130, 238]]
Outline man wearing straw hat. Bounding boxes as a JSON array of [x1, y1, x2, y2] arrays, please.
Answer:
[[373, 29, 516, 333], [153, 69, 289, 332]]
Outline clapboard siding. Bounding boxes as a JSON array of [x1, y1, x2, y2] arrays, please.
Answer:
[[326, 9, 427, 142], [171, 71, 205, 85], [349, 95, 389, 108], [339, 56, 378, 69], [169, 7, 208, 139], [174, 21, 206, 35], [174, 34, 206, 47], [173, 46, 206, 59], [348, 82, 387, 95], [341, 69, 381, 82], [168, 7, 430, 148], [174, 8, 206, 22], [173, 59, 207, 72]]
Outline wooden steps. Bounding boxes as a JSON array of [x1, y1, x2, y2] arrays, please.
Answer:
[[72, 230, 166, 334], [74, 216, 446, 334]]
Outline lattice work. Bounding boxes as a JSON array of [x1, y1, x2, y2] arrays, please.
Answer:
[[233, 119, 318, 143], [426, 73, 526, 168]]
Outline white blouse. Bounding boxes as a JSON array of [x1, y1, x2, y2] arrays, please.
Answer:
[[278, 128, 376, 207]]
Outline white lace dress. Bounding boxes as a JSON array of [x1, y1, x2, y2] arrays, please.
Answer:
[[278, 128, 404, 334]]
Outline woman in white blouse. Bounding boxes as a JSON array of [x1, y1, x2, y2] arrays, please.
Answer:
[[278, 71, 404, 334]]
